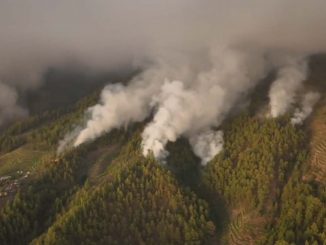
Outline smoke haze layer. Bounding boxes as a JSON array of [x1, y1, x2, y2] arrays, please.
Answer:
[[1, 1, 326, 161], [2, 0, 326, 87]]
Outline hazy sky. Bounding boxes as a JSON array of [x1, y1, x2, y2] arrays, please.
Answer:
[[1, 0, 326, 130], [1, 0, 326, 88]]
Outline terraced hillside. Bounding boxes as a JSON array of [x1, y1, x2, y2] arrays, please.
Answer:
[[309, 98, 326, 183], [224, 208, 266, 245]]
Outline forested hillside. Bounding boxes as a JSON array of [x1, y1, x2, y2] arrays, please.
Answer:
[[0, 67, 325, 245], [203, 116, 325, 244], [2, 0, 326, 244]]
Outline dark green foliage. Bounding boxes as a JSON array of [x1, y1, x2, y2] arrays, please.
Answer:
[[0, 124, 214, 245], [203, 116, 306, 211], [0, 148, 87, 245], [0, 89, 325, 245], [201, 115, 325, 244], [267, 169, 325, 245], [0, 91, 99, 153], [35, 158, 214, 245], [166, 138, 201, 186], [0, 135, 26, 152], [28, 91, 100, 149]]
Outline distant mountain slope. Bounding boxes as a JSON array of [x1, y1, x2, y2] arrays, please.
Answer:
[[25, 68, 136, 115], [0, 58, 325, 245]]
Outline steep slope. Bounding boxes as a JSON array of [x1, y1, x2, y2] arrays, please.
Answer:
[[204, 116, 306, 209], [33, 146, 214, 245], [309, 98, 326, 183], [0, 58, 325, 244], [0, 90, 215, 244]]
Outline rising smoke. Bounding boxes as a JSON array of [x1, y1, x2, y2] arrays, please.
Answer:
[[268, 55, 308, 118], [141, 48, 269, 162], [189, 130, 224, 166], [1, 1, 326, 163], [291, 92, 321, 125], [0, 82, 27, 126]]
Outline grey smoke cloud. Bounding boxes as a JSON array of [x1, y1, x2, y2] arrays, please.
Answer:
[[141, 48, 269, 162], [2, 0, 326, 80], [0, 82, 27, 126], [1, 0, 326, 161], [291, 92, 321, 125], [268, 55, 308, 118], [189, 130, 224, 166]]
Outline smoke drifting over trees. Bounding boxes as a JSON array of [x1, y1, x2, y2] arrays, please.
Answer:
[[268, 56, 308, 118], [291, 92, 321, 125], [1, 0, 326, 162]]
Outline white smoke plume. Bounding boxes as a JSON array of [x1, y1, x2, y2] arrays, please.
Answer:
[[1, 1, 326, 162], [71, 57, 196, 148], [62, 47, 270, 163], [74, 84, 150, 147], [0, 82, 27, 127], [189, 130, 224, 166], [57, 126, 83, 154], [141, 48, 268, 162], [60, 47, 321, 163], [268, 56, 308, 118], [291, 92, 321, 125], [58, 50, 321, 163], [141, 80, 190, 160]]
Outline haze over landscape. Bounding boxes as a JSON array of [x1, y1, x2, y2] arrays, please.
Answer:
[[0, 1, 325, 245]]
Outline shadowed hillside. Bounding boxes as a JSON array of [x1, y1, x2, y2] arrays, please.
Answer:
[[0, 58, 325, 245]]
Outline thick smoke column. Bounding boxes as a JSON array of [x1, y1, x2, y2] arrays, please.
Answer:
[[74, 84, 150, 147], [69, 58, 195, 147], [141, 48, 268, 162], [1, 1, 326, 162], [58, 56, 195, 152], [189, 130, 224, 166], [268, 56, 308, 118], [60, 47, 321, 163], [291, 92, 321, 125], [57, 82, 153, 151], [141, 80, 191, 160], [64, 48, 269, 163]]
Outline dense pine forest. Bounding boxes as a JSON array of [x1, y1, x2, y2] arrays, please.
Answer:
[[0, 59, 325, 245], [1, 1, 326, 244]]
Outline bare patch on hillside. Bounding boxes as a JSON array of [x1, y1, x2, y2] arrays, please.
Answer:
[[308, 98, 326, 183]]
